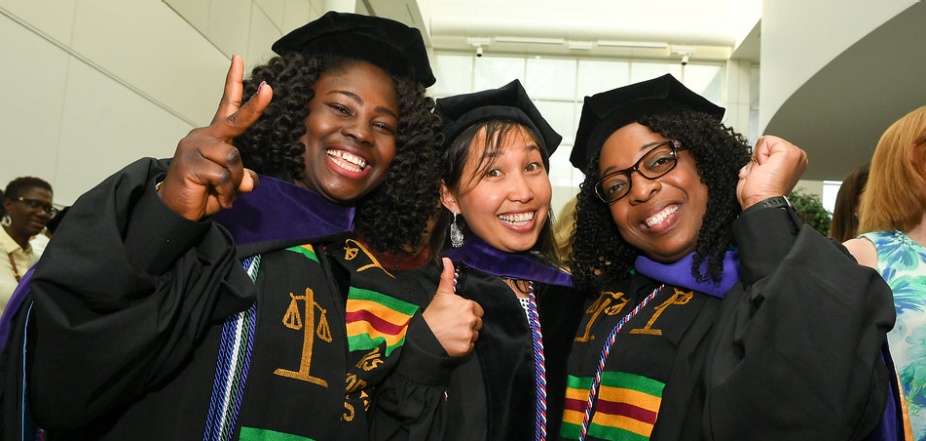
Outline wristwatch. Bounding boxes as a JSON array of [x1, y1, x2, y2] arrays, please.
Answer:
[[740, 195, 791, 216]]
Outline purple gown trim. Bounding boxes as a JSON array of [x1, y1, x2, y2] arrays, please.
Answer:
[[212, 175, 355, 246], [443, 236, 573, 287], [633, 249, 740, 298]]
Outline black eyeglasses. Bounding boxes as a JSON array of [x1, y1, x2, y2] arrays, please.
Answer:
[[595, 140, 686, 204], [15, 197, 58, 217]]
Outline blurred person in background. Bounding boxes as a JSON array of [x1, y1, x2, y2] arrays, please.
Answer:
[[553, 196, 578, 269], [845, 106, 926, 441], [830, 163, 870, 242], [1, 176, 56, 315]]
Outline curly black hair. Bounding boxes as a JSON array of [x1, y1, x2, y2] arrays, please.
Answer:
[[428, 120, 561, 267], [570, 110, 751, 296], [233, 52, 442, 258]]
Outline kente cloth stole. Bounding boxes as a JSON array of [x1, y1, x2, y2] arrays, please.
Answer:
[[202, 255, 260, 441], [205, 176, 357, 440], [333, 238, 420, 391], [562, 371, 665, 441]]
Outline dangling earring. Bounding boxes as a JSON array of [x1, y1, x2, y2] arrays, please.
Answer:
[[1, 214, 10, 227], [450, 213, 464, 248]]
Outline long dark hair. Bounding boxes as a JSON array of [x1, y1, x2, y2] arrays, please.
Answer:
[[429, 120, 560, 267], [234, 52, 442, 257], [570, 111, 750, 295], [829, 163, 869, 242]]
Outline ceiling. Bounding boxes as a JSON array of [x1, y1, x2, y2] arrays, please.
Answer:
[[363, 0, 926, 182], [366, 0, 760, 62]]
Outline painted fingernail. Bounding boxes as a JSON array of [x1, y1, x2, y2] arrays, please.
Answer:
[[257, 81, 266, 95]]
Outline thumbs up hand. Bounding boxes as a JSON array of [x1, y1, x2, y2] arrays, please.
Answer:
[[422, 258, 485, 357]]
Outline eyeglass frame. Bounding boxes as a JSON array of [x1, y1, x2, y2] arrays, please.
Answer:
[[13, 197, 59, 217], [594, 139, 687, 205]]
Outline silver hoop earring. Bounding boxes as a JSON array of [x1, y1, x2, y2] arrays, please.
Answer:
[[1, 214, 10, 227], [450, 213, 464, 248]]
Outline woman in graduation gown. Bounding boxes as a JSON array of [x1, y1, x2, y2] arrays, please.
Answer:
[[0, 12, 483, 441], [370, 80, 585, 441], [558, 74, 902, 441]]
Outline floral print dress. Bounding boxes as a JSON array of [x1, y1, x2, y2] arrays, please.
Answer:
[[862, 230, 926, 441]]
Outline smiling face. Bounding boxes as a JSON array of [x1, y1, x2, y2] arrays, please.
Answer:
[[441, 125, 552, 253], [598, 122, 708, 262], [3, 186, 54, 242], [296, 61, 399, 203]]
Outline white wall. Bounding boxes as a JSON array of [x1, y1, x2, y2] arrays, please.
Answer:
[[0, 0, 326, 206]]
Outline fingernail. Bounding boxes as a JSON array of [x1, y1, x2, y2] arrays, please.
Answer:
[[257, 81, 266, 95]]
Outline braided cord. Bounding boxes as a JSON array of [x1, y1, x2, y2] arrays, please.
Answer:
[[578, 284, 664, 441], [203, 255, 260, 441], [527, 282, 547, 441], [453, 268, 547, 441]]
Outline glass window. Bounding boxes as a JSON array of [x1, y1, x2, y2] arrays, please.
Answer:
[[630, 62, 682, 84], [533, 100, 576, 145], [525, 58, 577, 100], [433, 54, 474, 97], [577, 60, 630, 98], [822, 180, 840, 214], [548, 146, 582, 188], [682, 64, 723, 105], [473, 56, 526, 92]]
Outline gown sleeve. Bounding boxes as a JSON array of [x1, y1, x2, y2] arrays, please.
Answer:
[[27, 158, 256, 430], [704, 204, 896, 441], [369, 266, 460, 441]]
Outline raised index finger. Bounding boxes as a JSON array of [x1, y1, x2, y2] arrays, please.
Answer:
[[210, 55, 273, 141], [213, 55, 246, 126]]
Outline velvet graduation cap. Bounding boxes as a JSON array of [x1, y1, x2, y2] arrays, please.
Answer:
[[436, 79, 562, 164], [569, 74, 725, 171], [272, 11, 436, 87]]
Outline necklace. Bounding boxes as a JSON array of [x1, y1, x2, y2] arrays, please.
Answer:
[[8, 252, 21, 283], [578, 284, 665, 441], [454, 268, 547, 441]]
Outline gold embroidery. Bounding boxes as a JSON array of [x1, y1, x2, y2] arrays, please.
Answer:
[[360, 390, 371, 412], [575, 291, 629, 343], [345, 373, 369, 394], [275, 287, 329, 387], [343, 401, 355, 422], [341, 391, 371, 420], [356, 347, 384, 371], [630, 287, 693, 336], [283, 293, 303, 330], [316, 304, 332, 342], [343, 239, 394, 278]]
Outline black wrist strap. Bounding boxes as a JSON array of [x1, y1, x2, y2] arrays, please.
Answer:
[[739, 195, 791, 217]]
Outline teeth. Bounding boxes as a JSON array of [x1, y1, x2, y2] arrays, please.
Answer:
[[499, 212, 535, 225], [327, 150, 367, 172], [645, 205, 678, 227]]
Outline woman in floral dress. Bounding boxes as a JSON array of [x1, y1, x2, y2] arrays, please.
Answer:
[[845, 105, 926, 441]]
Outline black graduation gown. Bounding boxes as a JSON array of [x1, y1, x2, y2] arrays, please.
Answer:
[[0, 158, 430, 441], [560, 204, 897, 441], [371, 262, 585, 441]]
